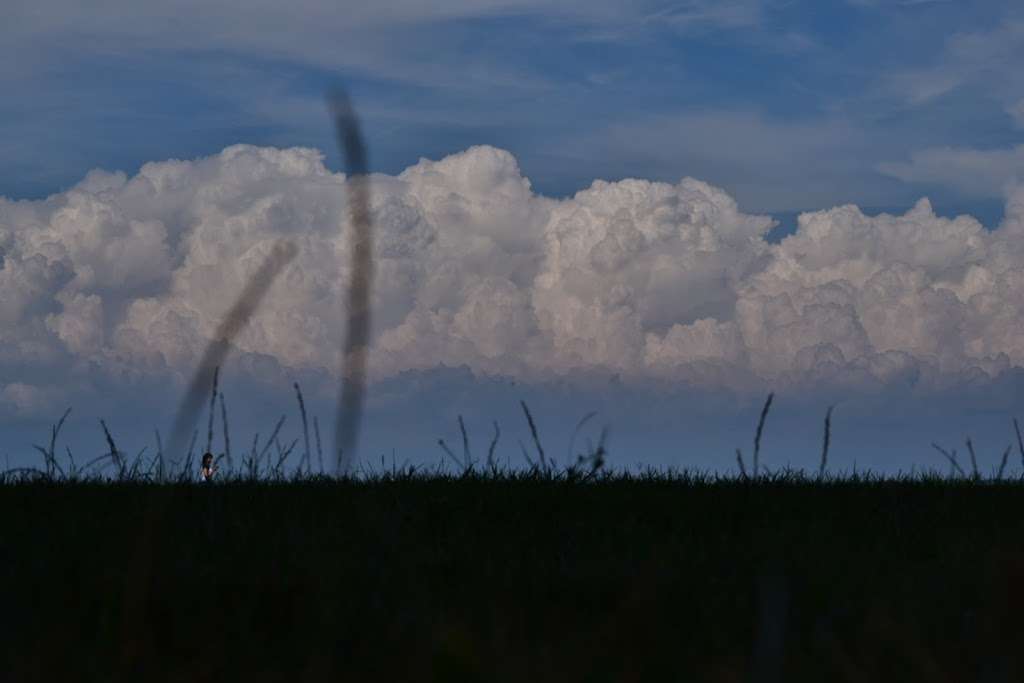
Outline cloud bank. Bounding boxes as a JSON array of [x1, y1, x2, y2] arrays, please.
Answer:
[[3, 144, 1024, 417]]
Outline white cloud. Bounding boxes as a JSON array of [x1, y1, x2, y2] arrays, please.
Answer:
[[883, 19, 1024, 107], [878, 145, 1024, 198], [0, 0, 769, 92], [0, 383, 51, 416], [1009, 99, 1024, 128], [532, 176, 773, 375], [568, 111, 882, 212], [5, 143, 1024, 416], [643, 0, 763, 32]]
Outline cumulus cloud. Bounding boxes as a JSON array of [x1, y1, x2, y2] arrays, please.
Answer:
[[4, 143, 1024, 416], [533, 176, 772, 376]]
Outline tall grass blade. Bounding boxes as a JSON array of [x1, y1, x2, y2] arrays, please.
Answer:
[[294, 382, 311, 474], [931, 443, 965, 477], [568, 411, 597, 466], [258, 416, 287, 472], [818, 405, 833, 480], [99, 419, 124, 477], [753, 392, 774, 478], [1014, 418, 1024, 476], [313, 416, 324, 474], [205, 366, 219, 454], [437, 438, 463, 472], [997, 444, 1012, 481], [154, 429, 164, 481], [487, 421, 501, 472], [520, 401, 547, 474], [966, 437, 979, 480], [458, 415, 472, 470], [219, 393, 232, 471]]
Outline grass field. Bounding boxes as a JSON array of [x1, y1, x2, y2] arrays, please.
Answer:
[[4, 471, 1024, 681]]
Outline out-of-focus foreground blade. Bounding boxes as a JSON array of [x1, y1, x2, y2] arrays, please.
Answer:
[[165, 239, 298, 462], [328, 89, 373, 473]]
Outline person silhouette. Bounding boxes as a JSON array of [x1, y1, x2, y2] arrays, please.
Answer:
[[199, 452, 217, 482]]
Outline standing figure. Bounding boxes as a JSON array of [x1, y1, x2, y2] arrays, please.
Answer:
[[199, 452, 217, 482]]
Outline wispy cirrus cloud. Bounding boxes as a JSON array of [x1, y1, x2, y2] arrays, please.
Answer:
[[2, 1, 1020, 226], [559, 110, 898, 212], [878, 145, 1024, 198], [1008, 99, 1024, 128], [881, 18, 1024, 107]]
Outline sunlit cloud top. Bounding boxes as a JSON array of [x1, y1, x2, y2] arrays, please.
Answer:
[[3, 143, 1024, 417]]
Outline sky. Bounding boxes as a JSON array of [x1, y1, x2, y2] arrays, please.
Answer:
[[2, 0, 1024, 475]]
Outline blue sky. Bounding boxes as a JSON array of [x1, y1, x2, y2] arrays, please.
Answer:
[[2, 0, 1024, 474], [4, 0, 1020, 218]]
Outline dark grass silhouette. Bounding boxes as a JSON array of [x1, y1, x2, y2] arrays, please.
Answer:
[[4, 471, 1024, 681], [8, 388, 1024, 680]]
